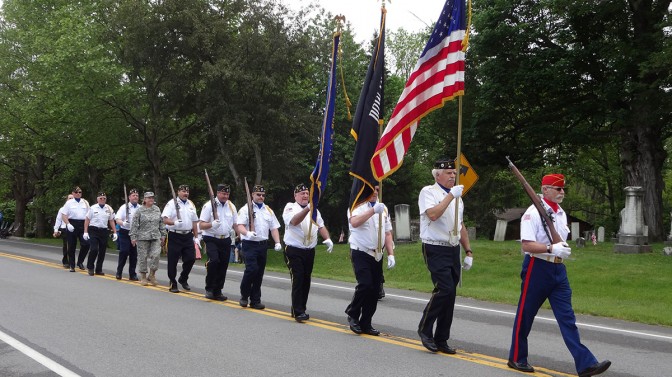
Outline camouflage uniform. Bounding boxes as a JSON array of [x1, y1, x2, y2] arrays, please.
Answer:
[[130, 204, 166, 273]]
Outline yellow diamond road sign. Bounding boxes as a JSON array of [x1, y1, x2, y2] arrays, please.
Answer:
[[457, 153, 478, 196]]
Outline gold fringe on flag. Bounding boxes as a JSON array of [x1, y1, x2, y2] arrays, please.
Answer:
[[462, 0, 472, 51]]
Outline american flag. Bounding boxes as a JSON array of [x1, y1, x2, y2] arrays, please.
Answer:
[[371, 0, 467, 181]]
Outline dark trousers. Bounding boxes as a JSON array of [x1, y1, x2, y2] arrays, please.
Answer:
[[67, 219, 89, 268], [509, 255, 597, 373], [204, 236, 231, 295], [87, 227, 108, 272], [418, 243, 461, 343], [240, 240, 268, 304], [167, 232, 196, 284], [345, 249, 383, 329], [116, 229, 137, 277], [60, 230, 68, 265], [284, 245, 315, 316]]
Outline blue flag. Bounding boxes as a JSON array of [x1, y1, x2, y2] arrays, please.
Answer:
[[309, 32, 340, 222]]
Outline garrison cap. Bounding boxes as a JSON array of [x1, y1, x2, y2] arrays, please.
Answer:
[[216, 184, 231, 193], [294, 183, 309, 194], [433, 158, 455, 169], [542, 174, 565, 187], [252, 185, 265, 193], [178, 184, 189, 191], [129, 188, 139, 194]]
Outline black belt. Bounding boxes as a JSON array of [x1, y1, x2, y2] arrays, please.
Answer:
[[119, 228, 130, 234], [169, 230, 192, 235], [243, 239, 267, 244], [89, 226, 107, 231]]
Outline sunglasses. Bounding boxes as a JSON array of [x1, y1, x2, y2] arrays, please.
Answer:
[[546, 186, 566, 192], [255, 193, 266, 197], [74, 191, 82, 194]]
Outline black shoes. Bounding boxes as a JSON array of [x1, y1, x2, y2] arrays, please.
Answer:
[[169, 282, 180, 293], [215, 293, 227, 301], [95, 271, 105, 276], [436, 342, 456, 354], [69, 267, 75, 272], [115, 274, 122, 280], [88, 269, 94, 276], [378, 283, 385, 300], [347, 316, 362, 334], [578, 360, 611, 377], [249, 302, 265, 310], [361, 327, 380, 336], [205, 291, 227, 301], [418, 330, 438, 352], [178, 278, 191, 291], [507, 360, 535, 373], [239, 298, 248, 307], [129, 275, 139, 281], [295, 313, 309, 322], [77, 263, 85, 270], [62, 264, 69, 269]]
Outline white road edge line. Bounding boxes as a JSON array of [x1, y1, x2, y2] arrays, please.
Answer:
[[7, 240, 672, 342], [0, 329, 81, 377]]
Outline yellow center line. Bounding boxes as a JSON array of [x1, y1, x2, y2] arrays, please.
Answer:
[[0, 251, 575, 377]]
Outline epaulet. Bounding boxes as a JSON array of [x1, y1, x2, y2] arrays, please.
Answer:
[[264, 205, 274, 215]]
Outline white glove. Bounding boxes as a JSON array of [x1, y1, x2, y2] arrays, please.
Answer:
[[323, 239, 334, 253], [197, 233, 203, 242], [373, 203, 385, 214], [463, 256, 473, 270], [193, 237, 201, 246], [112, 233, 118, 242], [122, 220, 130, 227], [387, 255, 396, 269], [246, 231, 257, 238], [66, 223, 75, 232], [83, 232, 90, 241], [211, 219, 221, 229], [274, 243, 282, 252], [450, 185, 464, 198], [551, 242, 572, 259]]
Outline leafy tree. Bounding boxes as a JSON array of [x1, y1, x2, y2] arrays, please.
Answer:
[[469, 0, 672, 240]]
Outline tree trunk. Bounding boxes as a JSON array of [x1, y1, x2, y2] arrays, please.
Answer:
[[253, 143, 263, 185], [620, 111, 666, 241], [11, 170, 30, 237], [33, 155, 49, 238]]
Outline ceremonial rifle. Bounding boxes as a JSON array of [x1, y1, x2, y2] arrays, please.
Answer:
[[123, 184, 129, 222], [243, 177, 255, 232], [167, 177, 181, 221], [204, 169, 218, 221], [506, 156, 563, 243]]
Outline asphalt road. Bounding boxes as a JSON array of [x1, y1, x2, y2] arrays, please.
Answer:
[[1, 238, 670, 377]]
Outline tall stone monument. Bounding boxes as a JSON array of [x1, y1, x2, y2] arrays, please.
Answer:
[[394, 204, 411, 242], [494, 219, 507, 241], [614, 186, 651, 253]]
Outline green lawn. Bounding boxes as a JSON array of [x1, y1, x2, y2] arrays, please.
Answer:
[[26, 237, 672, 326]]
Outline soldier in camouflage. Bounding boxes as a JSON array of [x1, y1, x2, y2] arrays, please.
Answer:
[[130, 192, 167, 286]]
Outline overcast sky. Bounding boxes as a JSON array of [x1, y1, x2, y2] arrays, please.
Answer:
[[283, 0, 445, 42], [0, 0, 445, 42]]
